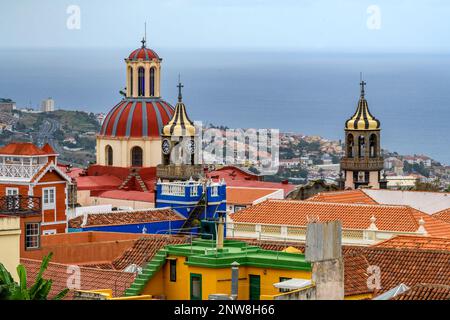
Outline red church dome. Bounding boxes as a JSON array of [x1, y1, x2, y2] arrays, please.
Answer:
[[99, 98, 174, 138], [127, 39, 160, 61]]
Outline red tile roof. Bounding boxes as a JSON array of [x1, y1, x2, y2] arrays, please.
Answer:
[[95, 190, 155, 203], [0, 142, 51, 156], [41, 143, 58, 155], [391, 284, 450, 300], [433, 208, 450, 224], [226, 187, 280, 205], [75, 175, 122, 190], [307, 189, 378, 205], [230, 199, 450, 237], [68, 208, 183, 228], [225, 180, 296, 196], [21, 258, 136, 299], [372, 235, 450, 251], [354, 247, 450, 294], [111, 235, 188, 270]]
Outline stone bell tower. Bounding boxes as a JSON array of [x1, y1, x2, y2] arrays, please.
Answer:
[[340, 79, 387, 189]]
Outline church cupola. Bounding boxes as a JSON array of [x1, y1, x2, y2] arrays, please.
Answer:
[[161, 80, 197, 167], [125, 38, 162, 98], [340, 78, 387, 190]]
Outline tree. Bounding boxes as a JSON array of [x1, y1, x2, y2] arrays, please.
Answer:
[[0, 252, 68, 300], [414, 180, 441, 192]]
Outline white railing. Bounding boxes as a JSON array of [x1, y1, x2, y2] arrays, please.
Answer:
[[0, 164, 44, 180], [226, 222, 422, 246], [159, 181, 203, 197]]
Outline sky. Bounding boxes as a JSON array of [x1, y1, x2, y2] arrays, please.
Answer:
[[1, 0, 450, 52]]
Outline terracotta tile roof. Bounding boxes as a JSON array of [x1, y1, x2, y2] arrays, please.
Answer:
[[75, 175, 122, 190], [225, 180, 296, 196], [68, 208, 183, 228], [391, 284, 450, 300], [307, 190, 378, 205], [20, 258, 136, 300], [0, 142, 49, 156], [237, 239, 371, 297], [111, 235, 188, 270], [41, 143, 58, 155], [373, 235, 450, 251], [95, 190, 155, 203], [433, 208, 450, 223], [346, 247, 450, 294], [230, 199, 450, 236], [226, 187, 280, 205]]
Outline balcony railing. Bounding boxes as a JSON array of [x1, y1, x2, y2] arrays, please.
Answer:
[[0, 195, 41, 216], [156, 164, 204, 180], [0, 164, 44, 180], [340, 157, 384, 171]]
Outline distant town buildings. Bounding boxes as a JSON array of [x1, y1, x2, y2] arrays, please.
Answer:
[[41, 97, 55, 112], [0, 98, 16, 112]]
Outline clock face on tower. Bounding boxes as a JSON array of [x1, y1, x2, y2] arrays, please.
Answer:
[[162, 139, 171, 155]]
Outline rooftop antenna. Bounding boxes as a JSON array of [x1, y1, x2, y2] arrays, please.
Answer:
[[141, 22, 147, 48]]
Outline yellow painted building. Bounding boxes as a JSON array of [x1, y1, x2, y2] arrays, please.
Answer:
[[124, 239, 312, 300], [0, 216, 21, 281]]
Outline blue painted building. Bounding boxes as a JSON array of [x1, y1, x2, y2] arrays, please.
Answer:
[[155, 178, 227, 235]]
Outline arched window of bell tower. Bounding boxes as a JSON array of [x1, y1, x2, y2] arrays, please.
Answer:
[[150, 67, 155, 97], [358, 135, 365, 158], [347, 134, 354, 158], [105, 145, 113, 166], [131, 146, 143, 167], [138, 67, 145, 97], [369, 134, 377, 158], [128, 67, 133, 96]]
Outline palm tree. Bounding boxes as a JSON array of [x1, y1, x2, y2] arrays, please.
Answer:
[[0, 252, 68, 300]]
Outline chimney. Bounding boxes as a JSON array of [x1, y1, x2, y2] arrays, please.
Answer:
[[230, 261, 240, 300], [216, 211, 226, 250], [305, 220, 344, 300]]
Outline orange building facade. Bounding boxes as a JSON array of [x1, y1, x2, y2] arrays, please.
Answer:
[[0, 143, 72, 247]]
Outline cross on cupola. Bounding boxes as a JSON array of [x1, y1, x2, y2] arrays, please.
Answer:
[[177, 77, 184, 102], [141, 37, 146, 48], [360, 79, 366, 98]]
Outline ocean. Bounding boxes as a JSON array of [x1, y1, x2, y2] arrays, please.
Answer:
[[0, 48, 449, 164]]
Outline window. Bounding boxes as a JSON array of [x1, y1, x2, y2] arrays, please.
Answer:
[[190, 274, 202, 300], [106, 145, 113, 166], [347, 134, 354, 158], [6, 188, 19, 210], [138, 67, 145, 96], [358, 135, 365, 158], [279, 277, 292, 293], [25, 223, 40, 249], [128, 67, 133, 95], [43, 187, 56, 209], [369, 134, 377, 158], [131, 146, 143, 167], [234, 205, 246, 213], [150, 67, 155, 96], [211, 186, 219, 197], [169, 259, 177, 282]]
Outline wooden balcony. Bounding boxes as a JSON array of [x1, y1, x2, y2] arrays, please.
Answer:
[[156, 164, 204, 181], [340, 157, 384, 171], [0, 163, 44, 181], [0, 195, 41, 216]]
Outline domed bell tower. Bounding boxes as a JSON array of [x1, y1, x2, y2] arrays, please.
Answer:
[[157, 80, 202, 181], [340, 80, 387, 189], [125, 38, 162, 98]]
